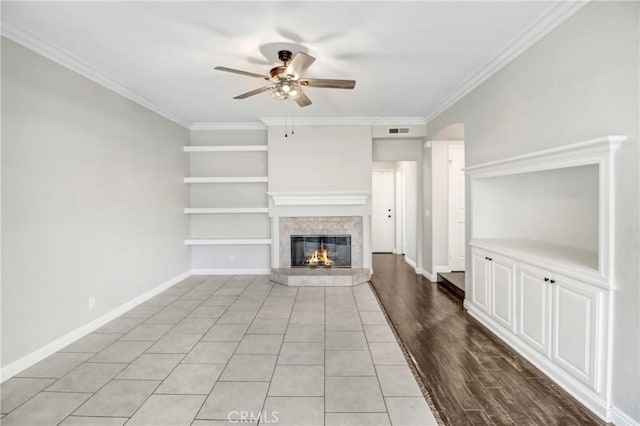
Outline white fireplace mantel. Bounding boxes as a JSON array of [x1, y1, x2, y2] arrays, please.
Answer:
[[267, 191, 370, 206]]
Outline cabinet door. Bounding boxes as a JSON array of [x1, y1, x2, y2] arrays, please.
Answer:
[[517, 264, 552, 357], [552, 276, 600, 390], [470, 250, 490, 313], [490, 256, 516, 332]]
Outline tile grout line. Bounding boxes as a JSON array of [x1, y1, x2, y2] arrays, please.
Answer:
[[65, 275, 227, 424], [116, 275, 230, 423], [116, 275, 234, 422], [256, 282, 298, 425], [323, 287, 327, 426], [192, 275, 268, 423], [57, 274, 230, 425], [352, 285, 393, 426]]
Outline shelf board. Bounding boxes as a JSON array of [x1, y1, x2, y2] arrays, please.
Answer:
[[185, 238, 272, 246], [184, 177, 268, 184], [184, 207, 268, 214], [184, 145, 268, 153], [470, 238, 605, 286]]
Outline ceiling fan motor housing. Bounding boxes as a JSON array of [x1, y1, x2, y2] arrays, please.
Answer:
[[269, 66, 288, 80], [278, 50, 293, 64]]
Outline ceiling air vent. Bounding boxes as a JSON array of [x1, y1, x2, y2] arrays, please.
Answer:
[[388, 127, 410, 135]]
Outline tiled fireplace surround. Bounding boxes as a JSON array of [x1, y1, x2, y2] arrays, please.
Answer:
[[267, 192, 372, 286], [278, 216, 363, 269]]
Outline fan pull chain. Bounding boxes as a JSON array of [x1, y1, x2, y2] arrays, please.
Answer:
[[291, 103, 295, 136], [284, 97, 289, 138]]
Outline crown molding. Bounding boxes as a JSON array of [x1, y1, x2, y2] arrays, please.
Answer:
[[190, 122, 267, 131], [259, 116, 426, 127], [424, 1, 588, 123], [1, 21, 190, 129], [372, 117, 426, 126], [260, 116, 378, 126]]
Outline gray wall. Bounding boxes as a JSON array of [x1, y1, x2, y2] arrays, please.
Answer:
[[426, 2, 639, 421], [268, 125, 372, 193], [1, 38, 190, 368]]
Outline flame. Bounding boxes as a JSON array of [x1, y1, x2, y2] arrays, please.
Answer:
[[306, 243, 333, 267]]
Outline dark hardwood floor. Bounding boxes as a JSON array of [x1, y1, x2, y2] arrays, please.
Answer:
[[370, 254, 604, 426]]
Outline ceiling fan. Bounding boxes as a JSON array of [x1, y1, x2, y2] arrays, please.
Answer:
[[215, 50, 356, 107]]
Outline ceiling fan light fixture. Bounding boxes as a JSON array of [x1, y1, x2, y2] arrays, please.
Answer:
[[215, 49, 355, 108], [270, 81, 301, 100]]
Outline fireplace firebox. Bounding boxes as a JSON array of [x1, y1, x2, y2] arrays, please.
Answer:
[[291, 235, 351, 268]]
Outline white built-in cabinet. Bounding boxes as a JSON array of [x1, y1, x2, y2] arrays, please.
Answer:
[[465, 136, 626, 422], [470, 249, 517, 333], [471, 245, 604, 390]]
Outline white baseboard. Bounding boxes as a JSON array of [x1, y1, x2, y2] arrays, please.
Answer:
[[191, 268, 271, 275], [433, 265, 452, 274], [404, 256, 416, 269], [465, 301, 610, 422], [0, 270, 191, 382], [402, 257, 423, 275], [611, 406, 640, 426], [422, 270, 436, 281]]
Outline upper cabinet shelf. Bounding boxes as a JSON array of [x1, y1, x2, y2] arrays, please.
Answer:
[[184, 145, 267, 153]]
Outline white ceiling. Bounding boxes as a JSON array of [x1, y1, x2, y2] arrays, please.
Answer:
[[2, 1, 561, 126]]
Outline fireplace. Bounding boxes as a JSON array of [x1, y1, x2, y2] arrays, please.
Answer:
[[291, 235, 351, 268]]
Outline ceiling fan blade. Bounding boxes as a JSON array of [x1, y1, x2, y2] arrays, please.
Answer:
[[300, 78, 356, 89], [214, 66, 269, 80], [294, 90, 312, 107], [285, 52, 316, 78], [234, 86, 272, 99]]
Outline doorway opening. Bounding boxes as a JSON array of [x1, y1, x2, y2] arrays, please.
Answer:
[[371, 161, 418, 267]]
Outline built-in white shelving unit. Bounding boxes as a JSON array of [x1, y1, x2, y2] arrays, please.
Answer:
[[184, 145, 268, 152], [184, 132, 271, 268], [184, 177, 268, 184], [465, 135, 626, 421], [184, 207, 269, 215], [185, 238, 272, 246]]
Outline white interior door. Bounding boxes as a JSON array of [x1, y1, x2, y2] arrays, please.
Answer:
[[372, 170, 395, 252], [395, 169, 404, 254], [448, 145, 466, 271]]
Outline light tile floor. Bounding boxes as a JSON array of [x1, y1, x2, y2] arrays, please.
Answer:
[[0, 275, 438, 426]]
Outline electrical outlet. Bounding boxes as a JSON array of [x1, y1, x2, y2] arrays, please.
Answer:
[[88, 297, 96, 310], [229, 254, 236, 264]]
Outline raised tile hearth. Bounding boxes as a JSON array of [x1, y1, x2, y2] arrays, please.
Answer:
[[271, 268, 371, 287]]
